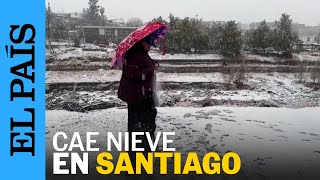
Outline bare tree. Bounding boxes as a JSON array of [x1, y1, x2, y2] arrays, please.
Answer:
[[297, 60, 307, 83], [234, 57, 248, 87], [222, 57, 249, 89], [310, 60, 320, 86], [126, 17, 143, 27], [46, 2, 54, 53], [222, 65, 235, 89]]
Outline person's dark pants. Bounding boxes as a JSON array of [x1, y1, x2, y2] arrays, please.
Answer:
[[127, 94, 158, 166]]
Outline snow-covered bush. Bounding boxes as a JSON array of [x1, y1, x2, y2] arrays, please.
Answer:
[[222, 57, 248, 88], [310, 60, 320, 85], [296, 60, 307, 83]]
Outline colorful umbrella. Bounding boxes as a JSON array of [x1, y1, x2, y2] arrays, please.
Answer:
[[111, 22, 169, 69]]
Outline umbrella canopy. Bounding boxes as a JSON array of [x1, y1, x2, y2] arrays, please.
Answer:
[[111, 22, 169, 69]]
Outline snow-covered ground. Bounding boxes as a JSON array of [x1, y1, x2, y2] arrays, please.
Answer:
[[46, 44, 224, 62], [45, 70, 314, 84], [246, 52, 320, 63], [46, 44, 320, 63], [46, 107, 320, 179], [46, 72, 320, 109], [241, 54, 279, 62], [149, 51, 223, 60], [46, 70, 227, 83], [294, 52, 320, 62], [46, 44, 115, 60]]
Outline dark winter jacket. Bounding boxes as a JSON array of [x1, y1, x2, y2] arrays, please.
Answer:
[[118, 43, 157, 104]]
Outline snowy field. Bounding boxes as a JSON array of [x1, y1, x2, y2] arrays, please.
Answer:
[[46, 44, 223, 61], [46, 45, 114, 60], [294, 52, 320, 62], [46, 72, 320, 110], [46, 107, 320, 179], [149, 51, 223, 60], [46, 44, 320, 63]]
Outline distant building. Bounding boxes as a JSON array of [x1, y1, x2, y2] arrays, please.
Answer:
[[301, 36, 318, 44], [293, 23, 306, 29], [70, 12, 82, 19], [296, 24, 320, 37], [107, 18, 126, 26], [55, 13, 66, 18], [79, 26, 137, 43]]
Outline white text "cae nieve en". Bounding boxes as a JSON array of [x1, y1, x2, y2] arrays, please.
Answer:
[[52, 132, 175, 174]]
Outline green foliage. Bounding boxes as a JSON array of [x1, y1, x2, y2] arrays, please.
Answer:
[[273, 13, 299, 56], [100, 7, 105, 26], [52, 17, 69, 40], [46, 3, 52, 40], [244, 14, 300, 57], [84, 0, 102, 26], [163, 14, 211, 53], [310, 60, 320, 84], [208, 23, 223, 51], [72, 30, 83, 47], [157, 15, 242, 55], [46, 4, 68, 41], [243, 29, 255, 49], [218, 21, 243, 57], [244, 20, 272, 53], [151, 16, 168, 24], [100, 7, 105, 16], [73, 35, 81, 47], [254, 20, 271, 51]]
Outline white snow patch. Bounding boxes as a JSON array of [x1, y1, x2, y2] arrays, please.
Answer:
[[149, 51, 223, 60]]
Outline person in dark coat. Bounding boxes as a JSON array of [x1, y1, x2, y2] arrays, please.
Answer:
[[118, 35, 159, 160]]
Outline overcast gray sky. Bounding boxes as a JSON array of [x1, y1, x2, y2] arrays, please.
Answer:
[[47, 0, 320, 25]]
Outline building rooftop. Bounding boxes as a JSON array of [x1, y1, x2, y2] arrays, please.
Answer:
[[77, 26, 137, 29]]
